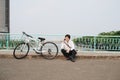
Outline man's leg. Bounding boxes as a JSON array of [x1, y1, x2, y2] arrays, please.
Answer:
[[61, 49, 69, 58], [71, 49, 77, 59], [69, 50, 77, 62]]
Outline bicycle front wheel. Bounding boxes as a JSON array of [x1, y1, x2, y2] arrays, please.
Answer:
[[13, 43, 29, 59], [41, 42, 58, 60]]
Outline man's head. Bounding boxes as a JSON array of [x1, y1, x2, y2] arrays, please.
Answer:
[[64, 34, 71, 42]]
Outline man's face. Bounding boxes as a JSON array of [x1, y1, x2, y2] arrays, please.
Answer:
[[65, 37, 70, 42]]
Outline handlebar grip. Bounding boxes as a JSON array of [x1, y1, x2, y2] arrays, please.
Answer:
[[22, 32, 33, 38]]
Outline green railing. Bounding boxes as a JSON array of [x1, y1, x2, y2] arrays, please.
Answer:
[[0, 33, 120, 51], [0, 33, 64, 50], [0, 33, 22, 49], [73, 36, 120, 51]]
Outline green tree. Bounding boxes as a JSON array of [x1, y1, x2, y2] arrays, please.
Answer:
[[98, 30, 120, 36]]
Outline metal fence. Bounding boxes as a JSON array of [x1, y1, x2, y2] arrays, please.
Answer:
[[73, 36, 120, 51], [0, 33, 64, 51], [0, 33, 120, 52]]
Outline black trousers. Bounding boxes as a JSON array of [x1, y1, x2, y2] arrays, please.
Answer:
[[61, 49, 77, 59]]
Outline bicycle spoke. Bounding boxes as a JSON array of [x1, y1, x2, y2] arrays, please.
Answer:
[[41, 42, 58, 59], [13, 43, 29, 59]]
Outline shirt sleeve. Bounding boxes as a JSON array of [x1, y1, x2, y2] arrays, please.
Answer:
[[61, 42, 64, 49]]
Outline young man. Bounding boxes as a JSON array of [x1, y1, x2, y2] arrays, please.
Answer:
[[61, 34, 77, 62]]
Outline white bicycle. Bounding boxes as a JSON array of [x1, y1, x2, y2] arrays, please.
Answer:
[[13, 32, 58, 60]]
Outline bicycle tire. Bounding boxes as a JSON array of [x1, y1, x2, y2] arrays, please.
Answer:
[[13, 42, 29, 59], [41, 42, 58, 60]]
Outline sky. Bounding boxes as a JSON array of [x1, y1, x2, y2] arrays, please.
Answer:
[[10, 0, 120, 36]]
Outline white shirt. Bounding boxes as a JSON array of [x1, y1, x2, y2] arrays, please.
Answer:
[[61, 40, 75, 51]]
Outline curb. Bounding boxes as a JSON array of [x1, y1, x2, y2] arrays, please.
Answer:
[[1, 55, 120, 60], [0, 51, 120, 60]]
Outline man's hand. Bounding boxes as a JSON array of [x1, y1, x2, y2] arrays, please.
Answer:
[[66, 49, 70, 53]]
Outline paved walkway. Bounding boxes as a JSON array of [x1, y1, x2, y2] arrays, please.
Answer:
[[0, 50, 120, 80], [0, 59, 120, 80]]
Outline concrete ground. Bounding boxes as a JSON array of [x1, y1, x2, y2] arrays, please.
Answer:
[[0, 50, 120, 80], [0, 58, 120, 80]]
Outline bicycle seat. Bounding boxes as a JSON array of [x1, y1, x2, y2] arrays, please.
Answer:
[[38, 37, 45, 41]]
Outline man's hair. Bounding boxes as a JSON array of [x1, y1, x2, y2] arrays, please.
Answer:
[[65, 34, 71, 39]]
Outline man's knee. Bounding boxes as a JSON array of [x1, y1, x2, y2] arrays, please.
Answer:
[[70, 50, 76, 54], [61, 49, 66, 53]]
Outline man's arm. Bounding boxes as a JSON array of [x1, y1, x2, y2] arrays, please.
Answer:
[[61, 42, 64, 49]]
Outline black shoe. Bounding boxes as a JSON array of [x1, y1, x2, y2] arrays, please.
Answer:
[[69, 56, 75, 62]]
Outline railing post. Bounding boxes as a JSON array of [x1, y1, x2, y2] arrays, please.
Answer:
[[6, 33, 9, 50], [94, 36, 96, 51]]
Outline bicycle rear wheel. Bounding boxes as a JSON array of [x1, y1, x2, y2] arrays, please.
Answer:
[[41, 42, 58, 60], [13, 43, 29, 59]]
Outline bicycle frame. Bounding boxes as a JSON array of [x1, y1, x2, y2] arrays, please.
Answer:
[[21, 32, 44, 52]]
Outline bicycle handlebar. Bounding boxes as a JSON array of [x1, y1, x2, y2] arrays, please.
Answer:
[[22, 32, 33, 38]]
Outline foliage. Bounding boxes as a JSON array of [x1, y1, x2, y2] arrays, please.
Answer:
[[98, 30, 120, 36], [73, 30, 120, 51], [0, 39, 22, 49]]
